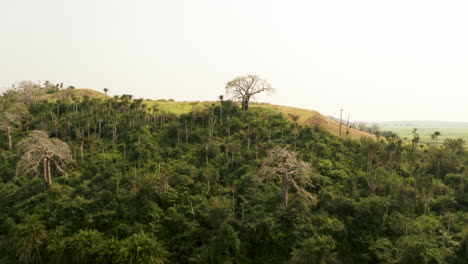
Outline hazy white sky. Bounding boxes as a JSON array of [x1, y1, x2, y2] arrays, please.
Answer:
[[2, 0, 468, 121]]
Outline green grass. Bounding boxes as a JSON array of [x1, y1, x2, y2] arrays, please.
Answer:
[[144, 100, 216, 115], [378, 121, 468, 146]]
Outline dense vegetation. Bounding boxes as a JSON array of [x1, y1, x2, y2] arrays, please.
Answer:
[[0, 84, 467, 263]]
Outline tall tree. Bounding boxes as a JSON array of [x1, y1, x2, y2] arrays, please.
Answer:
[[260, 147, 315, 208], [0, 100, 28, 150], [225, 75, 274, 111], [0, 112, 20, 150], [411, 128, 420, 151], [16, 130, 73, 188], [433, 131, 441, 147]]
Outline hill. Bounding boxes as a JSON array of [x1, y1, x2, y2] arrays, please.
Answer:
[[1, 87, 466, 263], [52, 88, 376, 140], [44, 88, 107, 100]]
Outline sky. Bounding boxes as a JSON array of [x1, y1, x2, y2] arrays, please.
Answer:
[[1, 0, 468, 122]]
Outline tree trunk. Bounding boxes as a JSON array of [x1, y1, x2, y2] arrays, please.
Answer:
[[242, 100, 249, 111], [232, 186, 236, 215], [227, 117, 231, 140], [205, 143, 209, 165], [282, 176, 289, 208], [98, 120, 102, 138], [185, 121, 188, 144], [247, 123, 250, 150], [46, 158, 52, 186], [80, 140, 84, 161], [177, 128, 180, 145], [43, 158, 49, 188], [7, 126, 12, 150], [42, 157, 52, 188], [220, 101, 223, 126]]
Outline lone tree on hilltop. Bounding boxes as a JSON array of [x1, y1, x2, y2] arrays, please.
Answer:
[[16, 130, 73, 188], [225, 75, 274, 111]]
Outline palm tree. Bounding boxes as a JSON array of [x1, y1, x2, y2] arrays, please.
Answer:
[[14, 215, 47, 264], [68, 230, 105, 263], [219, 95, 224, 125], [16, 130, 73, 188], [113, 232, 169, 263], [433, 131, 441, 147], [411, 128, 420, 150], [103, 88, 109, 98]]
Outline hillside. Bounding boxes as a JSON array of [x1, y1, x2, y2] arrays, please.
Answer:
[[44, 88, 106, 100], [1, 87, 466, 263], [52, 88, 376, 140]]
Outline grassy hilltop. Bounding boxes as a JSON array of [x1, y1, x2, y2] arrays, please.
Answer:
[[48, 88, 376, 140]]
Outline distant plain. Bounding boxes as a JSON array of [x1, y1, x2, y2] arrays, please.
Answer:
[[377, 121, 468, 146]]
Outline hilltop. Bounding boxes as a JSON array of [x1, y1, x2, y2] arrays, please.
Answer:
[[48, 88, 376, 140]]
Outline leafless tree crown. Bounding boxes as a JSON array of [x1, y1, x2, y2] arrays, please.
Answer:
[[225, 75, 274, 110], [16, 130, 73, 187], [260, 147, 316, 207]]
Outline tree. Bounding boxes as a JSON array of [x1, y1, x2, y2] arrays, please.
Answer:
[[218, 95, 224, 125], [16, 130, 73, 188], [291, 235, 337, 264], [260, 147, 315, 208], [411, 128, 420, 151], [432, 131, 441, 147], [0, 99, 28, 150], [113, 232, 169, 263], [0, 112, 20, 150], [13, 215, 47, 264], [307, 115, 324, 132], [225, 75, 274, 111], [15, 81, 45, 107], [103, 88, 109, 98]]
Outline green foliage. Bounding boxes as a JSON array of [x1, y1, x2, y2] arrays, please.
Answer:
[[291, 235, 337, 264], [0, 88, 466, 263]]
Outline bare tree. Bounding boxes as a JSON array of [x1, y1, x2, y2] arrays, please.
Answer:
[[16, 130, 73, 188], [0, 103, 28, 150], [225, 75, 274, 111], [260, 147, 316, 208], [307, 115, 324, 132], [0, 112, 20, 150], [16, 81, 45, 107]]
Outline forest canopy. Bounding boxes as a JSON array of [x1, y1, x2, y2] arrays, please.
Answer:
[[0, 83, 466, 263]]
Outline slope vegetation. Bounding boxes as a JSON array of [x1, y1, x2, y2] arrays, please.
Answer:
[[51, 88, 375, 140]]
